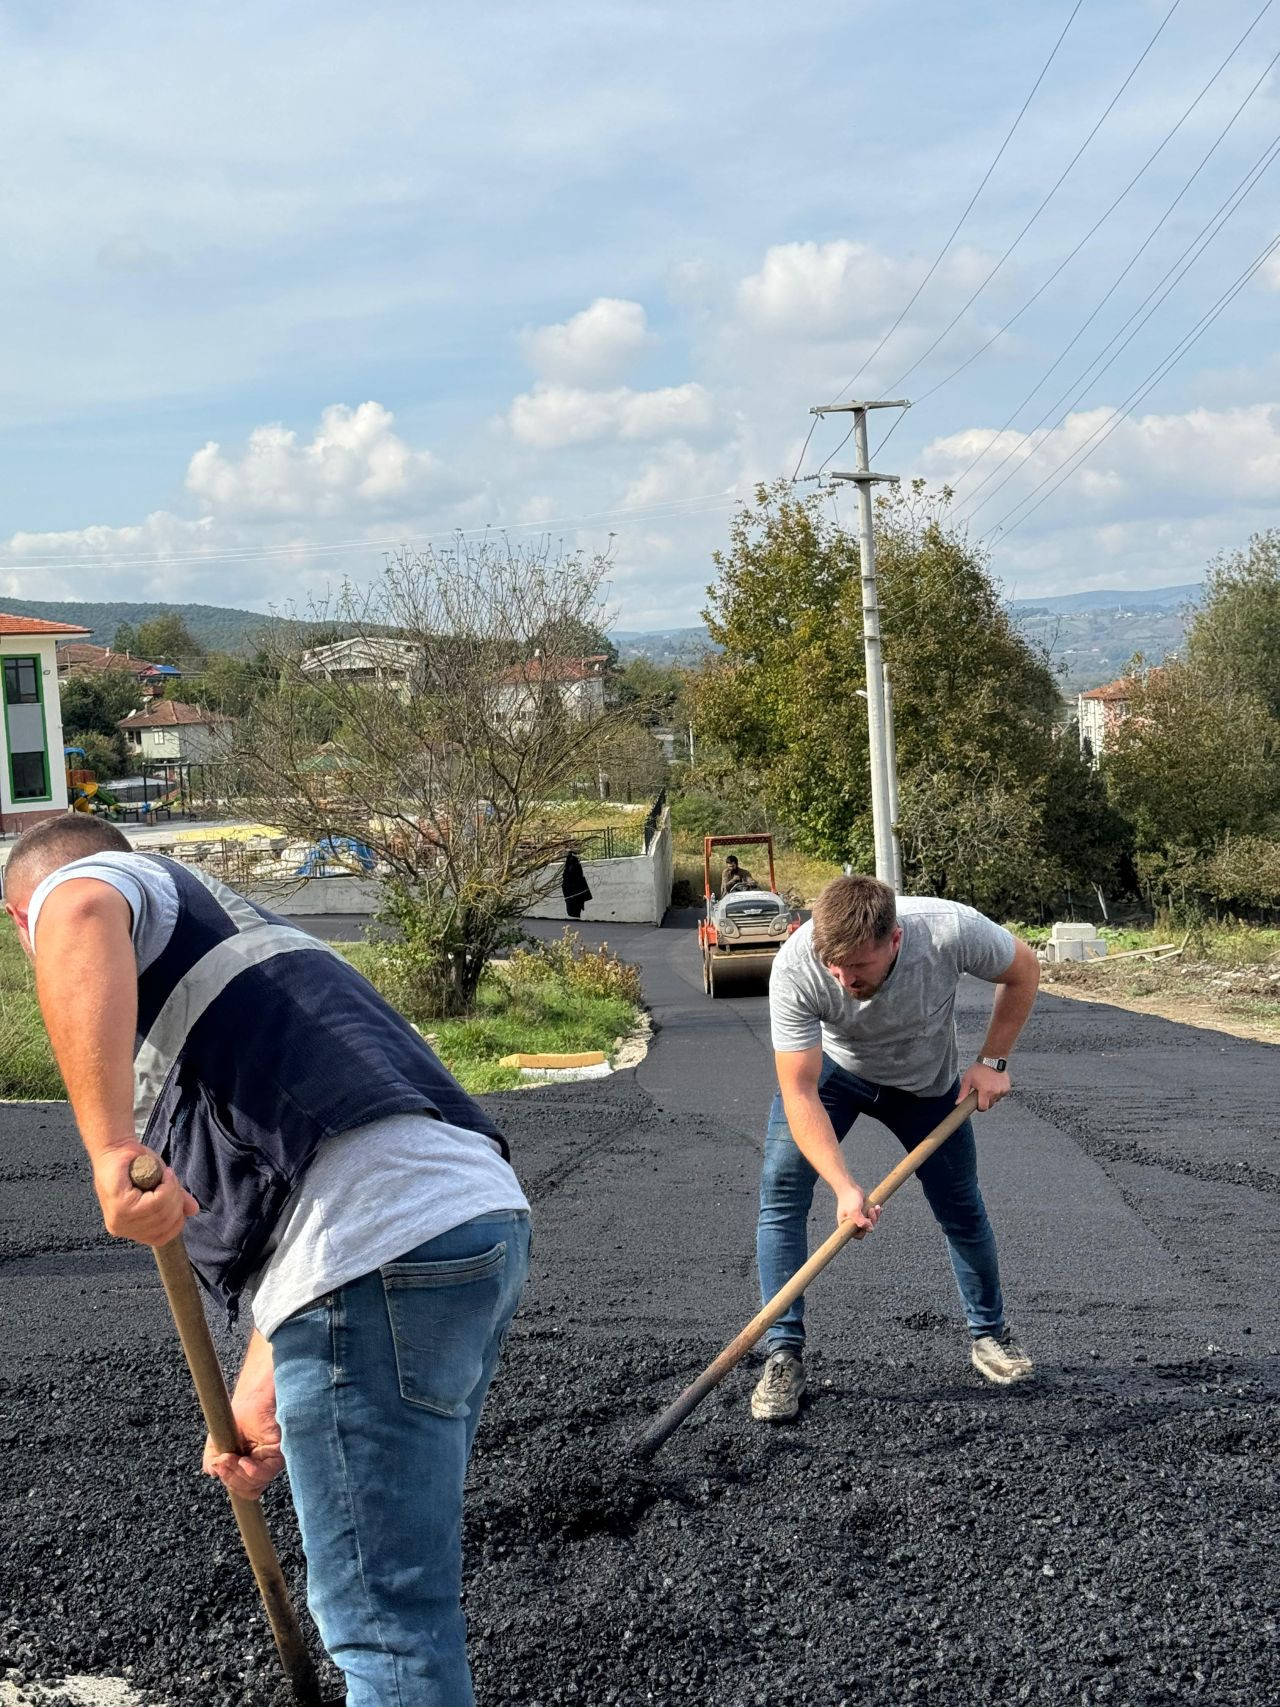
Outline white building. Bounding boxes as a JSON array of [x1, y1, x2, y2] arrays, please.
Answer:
[[1077, 676, 1135, 764], [300, 636, 424, 691], [1, 613, 89, 833], [495, 655, 608, 731], [118, 700, 231, 764]]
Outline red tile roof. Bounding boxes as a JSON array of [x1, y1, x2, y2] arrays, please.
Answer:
[[118, 700, 230, 729], [0, 613, 92, 637], [498, 655, 608, 685], [56, 642, 156, 673], [1078, 676, 1135, 703]]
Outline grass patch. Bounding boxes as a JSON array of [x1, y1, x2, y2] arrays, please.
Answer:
[[340, 932, 644, 1095], [0, 924, 643, 1103], [0, 928, 62, 1099]]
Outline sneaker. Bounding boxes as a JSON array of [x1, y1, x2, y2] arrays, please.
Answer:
[[971, 1328, 1034, 1386], [751, 1350, 806, 1421]]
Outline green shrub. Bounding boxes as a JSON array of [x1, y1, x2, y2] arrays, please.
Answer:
[[503, 929, 643, 1007]]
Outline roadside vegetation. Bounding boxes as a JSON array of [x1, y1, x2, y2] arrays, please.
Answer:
[[0, 925, 644, 1101]]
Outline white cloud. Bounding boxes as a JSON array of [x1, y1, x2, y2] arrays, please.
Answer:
[[505, 381, 713, 449], [523, 297, 652, 384], [184, 402, 441, 519], [737, 239, 991, 338], [925, 403, 1280, 521]]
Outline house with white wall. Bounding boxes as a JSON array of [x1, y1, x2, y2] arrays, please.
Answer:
[[1, 613, 90, 832], [495, 655, 608, 732], [118, 700, 231, 763], [1077, 676, 1136, 764]]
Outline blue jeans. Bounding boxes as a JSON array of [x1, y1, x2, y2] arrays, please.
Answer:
[[270, 1210, 531, 1707], [757, 1058, 1003, 1352]]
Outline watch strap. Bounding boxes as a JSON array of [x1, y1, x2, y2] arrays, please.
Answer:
[[978, 1055, 1008, 1072]]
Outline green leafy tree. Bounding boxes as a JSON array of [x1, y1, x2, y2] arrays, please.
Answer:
[[135, 613, 206, 666], [1186, 530, 1280, 719], [112, 622, 138, 654], [698, 480, 1127, 912], [1103, 659, 1279, 852], [58, 670, 140, 771], [64, 729, 123, 780], [615, 658, 687, 728]]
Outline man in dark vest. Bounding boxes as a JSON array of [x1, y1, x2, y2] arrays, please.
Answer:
[[3, 814, 530, 1707]]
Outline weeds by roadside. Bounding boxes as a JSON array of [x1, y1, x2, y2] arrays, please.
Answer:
[[0, 930, 62, 1099], [0, 922, 645, 1102], [1019, 920, 1280, 1043], [342, 929, 644, 1092]]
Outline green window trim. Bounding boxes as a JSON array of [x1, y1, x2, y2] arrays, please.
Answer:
[[2, 652, 53, 805]]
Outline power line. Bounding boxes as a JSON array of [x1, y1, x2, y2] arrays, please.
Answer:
[[907, 0, 1277, 415], [885, 0, 1184, 395], [827, 0, 1084, 409], [950, 23, 1280, 502], [961, 128, 1280, 523], [981, 226, 1280, 541]]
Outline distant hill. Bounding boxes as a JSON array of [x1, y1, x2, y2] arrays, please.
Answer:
[[0, 598, 275, 653], [1010, 582, 1200, 615], [612, 626, 715, 666]]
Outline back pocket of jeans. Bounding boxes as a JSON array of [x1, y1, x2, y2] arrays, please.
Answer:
[[381, 1242, 507, 1417]]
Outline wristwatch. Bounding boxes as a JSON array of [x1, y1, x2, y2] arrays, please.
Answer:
[[977, 1055, 1008, 1072]]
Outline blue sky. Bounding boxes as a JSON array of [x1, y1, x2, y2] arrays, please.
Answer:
[[2, 0, 1277, 626]]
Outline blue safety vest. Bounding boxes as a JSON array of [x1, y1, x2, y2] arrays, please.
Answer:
[[131, 856, 506, 1317]]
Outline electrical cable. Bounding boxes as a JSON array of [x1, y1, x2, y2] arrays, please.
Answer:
[[908, 0, 1277, 416], [961, 127, 1280, 522], [981, 226, 1280, 541], [950, 25, 1280, 501], [885, 0, 1184, 395], [829, 0, 1085, 407]]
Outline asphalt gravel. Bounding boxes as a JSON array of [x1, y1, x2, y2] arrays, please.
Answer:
[[2, 912, 1277, 1705]]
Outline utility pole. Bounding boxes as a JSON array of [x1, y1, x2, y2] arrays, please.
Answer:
[[811, 398, 908, 889]]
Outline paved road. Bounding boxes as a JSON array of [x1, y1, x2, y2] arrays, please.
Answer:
[[1, 910, 1276, 1705]]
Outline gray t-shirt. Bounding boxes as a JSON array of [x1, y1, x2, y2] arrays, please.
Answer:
[[769, 899, 1017, 1097], [29, 853, 527, 1339]]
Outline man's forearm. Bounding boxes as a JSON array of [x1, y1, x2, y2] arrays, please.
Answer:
[[980, 965, 1040, 1060]]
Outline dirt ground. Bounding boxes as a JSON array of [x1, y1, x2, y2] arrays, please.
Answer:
[[1041, 956, 1280, 1047]]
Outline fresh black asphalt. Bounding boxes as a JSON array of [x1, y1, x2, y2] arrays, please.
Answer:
[[1, 910, 1276, 1704]]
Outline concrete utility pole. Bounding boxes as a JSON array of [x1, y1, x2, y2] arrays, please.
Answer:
[[811, 398, 908, 890], [882, 664, 904, 892]]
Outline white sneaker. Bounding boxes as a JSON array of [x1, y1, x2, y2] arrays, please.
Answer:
[[751, 1350, 806, 1421], [971, 1328, 1034, 1385]]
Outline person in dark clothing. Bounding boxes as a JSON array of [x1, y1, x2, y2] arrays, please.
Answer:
[[562, 850, 592, 919], [722, 854, 756, 895]]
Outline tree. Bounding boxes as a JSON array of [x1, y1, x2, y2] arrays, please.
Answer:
[[135, 613, 206, 666], [232, 539, 632, 1017], [1186, 530, 1280, 720], [615, 658, 688, 729], [58, 669, 141, 771], [697, 480, 1124, 912], [112, 622, 138, 654], [1103, 659, 1279, 852]]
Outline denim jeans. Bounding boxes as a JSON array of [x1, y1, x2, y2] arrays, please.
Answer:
[[756, 1057, 1003, 1353], [270, 1210, 531, 1707]]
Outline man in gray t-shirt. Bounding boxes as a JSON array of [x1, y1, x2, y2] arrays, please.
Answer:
[[752, 874, 1041, 1424]]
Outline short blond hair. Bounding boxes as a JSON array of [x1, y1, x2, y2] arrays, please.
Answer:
[[810, 875, 897, 963]]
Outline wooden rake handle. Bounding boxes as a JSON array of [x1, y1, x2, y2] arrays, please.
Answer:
[[129, 1154, 321, 1705], [631, 1091, 979, 1460]]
